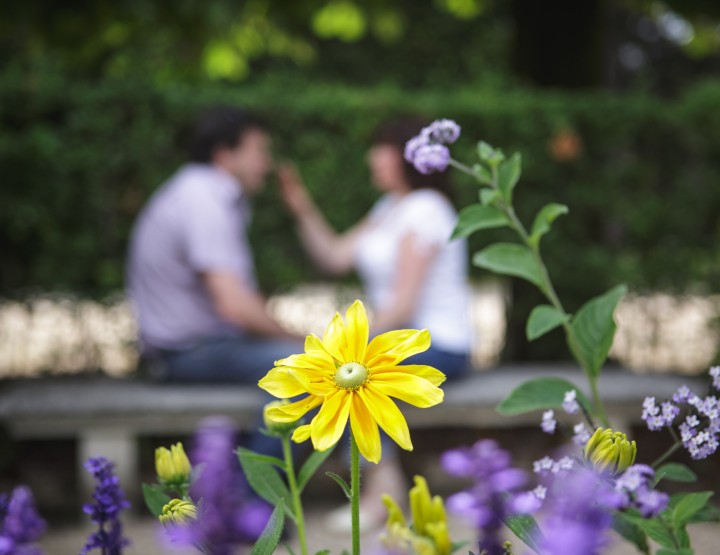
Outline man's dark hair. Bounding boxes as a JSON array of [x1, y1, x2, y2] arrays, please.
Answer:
[[371, 118, 455, 203], [188, 106, 266, 163]]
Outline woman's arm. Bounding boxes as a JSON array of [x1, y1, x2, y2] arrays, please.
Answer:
[[278, 164, 366, 275], [371, 233, 439, 333]]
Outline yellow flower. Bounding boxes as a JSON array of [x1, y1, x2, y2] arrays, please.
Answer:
[[159, 498, 198, 525], [584, 427, 637, 474], [155, 442, 192, 486], [380, 475, 451, 555], [263, 399, 302, 436], [259, 300, 445, 463]]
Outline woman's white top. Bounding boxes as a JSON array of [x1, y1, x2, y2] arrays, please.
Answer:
[[354, 189, 471, 354]]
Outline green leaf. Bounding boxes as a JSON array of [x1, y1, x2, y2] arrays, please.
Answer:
[[472, 164, 492, 185], [251, 498, 286, 555], [526, 304, 570, 341], [496, 377, 591, 416], [671, 491, 714, 527], [623, 515, 677, 549], [503, 513, 543, 553], [238, 447, 296, 521], [655, 463, 698, 485], [236, 451, 286, 469], [142, 483, 171, 518], [530, 203, 569, 247], [477, 141, 494, 161], [656, 549, 694, 555], [314, 551, 331, 555], [688, 502, 720, 523], [297, 443, 337, 492], [497, 152, 521, 204], [451, 204, 509, 239], [479, 188, 499, 206], [473, 243, 542, 288], [613, 514, 650, 555], [568, 284, 627, 377], [325, 471, 351, 499]]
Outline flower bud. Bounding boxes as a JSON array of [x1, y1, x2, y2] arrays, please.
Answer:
[[155, 442, 191, 487], [159, 498, 198, 525], [263, 400, 302, 437], [584, 428, 637, 474]]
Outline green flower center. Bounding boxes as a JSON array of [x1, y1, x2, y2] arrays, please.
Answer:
[[334, 362, 369, 390]]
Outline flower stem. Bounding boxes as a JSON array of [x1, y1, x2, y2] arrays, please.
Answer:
[[350, 433, 361, 555], [282, 436, 308, 555], [652, 428, 683, 468], [448, 158, 477, 176]]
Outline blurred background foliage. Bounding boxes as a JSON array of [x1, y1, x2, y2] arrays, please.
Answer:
[[2, 0, 720, 360]]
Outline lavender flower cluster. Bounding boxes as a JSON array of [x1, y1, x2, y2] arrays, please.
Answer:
[[404, 119, 460, 174], [642, 366, 720, 460], [614, 464, 668, 518], [164, 418, 271, 554], [0, 486, 46, 555], [537, 389, 592, 447], [441, 439, 538, 555], [81, 457, 130, 555]]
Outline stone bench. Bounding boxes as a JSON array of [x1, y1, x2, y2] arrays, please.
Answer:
[[0, 365, 706, 499]]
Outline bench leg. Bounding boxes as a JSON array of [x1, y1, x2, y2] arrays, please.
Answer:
[[78, 429, 137, 503]]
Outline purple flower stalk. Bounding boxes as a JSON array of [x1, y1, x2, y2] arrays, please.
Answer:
[[164, 418, 271, 554], [442, 439, 532, 555], [404, 119, 460, 174], [81, 457, 130, 555], [0, 486, 46, 555]]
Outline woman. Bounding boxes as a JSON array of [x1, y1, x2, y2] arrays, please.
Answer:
[[279, 119, 471, 378], [279, 119, 473, 530]]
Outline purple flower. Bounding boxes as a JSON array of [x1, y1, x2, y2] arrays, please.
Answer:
[[424, 119, 461, 145], [403, 134, 430, 163], [0, 486, 46, 555], [614, 465, 668, 518], [164, 418, 271, 554], [541, 410, 557, 434], [412, 144, 450, 174], [538, 468, 614, 555], [562, 390, 580, 414], [80, 457, 130, 555], [532, 455, 574, 476], [442, 439, 532, 555], [710, 366, 720, 390], [572, 422, 592, 446]]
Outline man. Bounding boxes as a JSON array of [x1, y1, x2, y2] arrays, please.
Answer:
[[127, 106, 302, 383]]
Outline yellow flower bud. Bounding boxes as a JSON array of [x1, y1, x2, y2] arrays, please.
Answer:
[[155, 442, 192, 486], [263, 400, 302, 436], [584, 427, 637, 474], [159, 498, 198, 525]]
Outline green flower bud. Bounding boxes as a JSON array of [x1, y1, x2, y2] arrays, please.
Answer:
[[155, 442, 191, 487], [263, 400, 302, 437], [159, 498, 198, 525], [584, 427, 637, 474]]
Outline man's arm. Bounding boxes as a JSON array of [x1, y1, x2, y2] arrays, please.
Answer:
[[203, 271, 300, 340]]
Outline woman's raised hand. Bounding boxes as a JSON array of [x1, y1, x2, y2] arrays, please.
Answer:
[[277, 163, 315, 217]]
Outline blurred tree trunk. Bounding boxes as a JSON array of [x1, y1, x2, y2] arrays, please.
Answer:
[[512, 0, 605, 88]]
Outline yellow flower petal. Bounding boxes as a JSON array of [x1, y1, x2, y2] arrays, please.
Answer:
[[369, 373, 444, 408], [258, 368, 308, 397], [350, 392, 382, 463], [292, 424, 312, 443], [322, 313, 349, 362], [344, 300, 369, 362], [372, 364, 446, 387], [275, 351, 335, 375], [267, 395, 322, 422], [359, 387, 412, 451], [311, 389, 351, 451], [365, 329, 431, 366]]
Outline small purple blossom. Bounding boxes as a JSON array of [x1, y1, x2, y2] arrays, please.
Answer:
[[562, 390, 580, 414], [710, 366, 720, 390], [424, 119, 461, 145], [533, 456, 574, 476], [403, 134, 429, 163], [164, 418, 271, 554], [442, 439, 531, 555], [412, 144, 450, 174], [673, 385, 692, 403], [572, 422, 592, 447], [614, 465, 668, 518], [541, 410, 557, 434], [0, 486, 46, 555], [80, 457, 130, 555]]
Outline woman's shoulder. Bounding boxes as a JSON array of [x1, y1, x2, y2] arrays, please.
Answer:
[[401, 189, 456, 217]]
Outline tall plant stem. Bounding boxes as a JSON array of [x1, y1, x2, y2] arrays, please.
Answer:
[[652, 428, 683, 468], [282, 437, 308, 555], [350, 434, 361, 555]]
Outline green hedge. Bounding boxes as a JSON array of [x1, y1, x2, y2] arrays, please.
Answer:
[[2, 72, 720, 357]]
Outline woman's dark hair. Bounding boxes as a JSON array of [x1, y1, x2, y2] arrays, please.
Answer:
[[371, 118, 455, 203], [188, 106, 266, 163]]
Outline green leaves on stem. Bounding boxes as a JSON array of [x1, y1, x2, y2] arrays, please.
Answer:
[[526, 305, 570, 341], [473, 243, 543, 288], [496, 376, 591, 416]]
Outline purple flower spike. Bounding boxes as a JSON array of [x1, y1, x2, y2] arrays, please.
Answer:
[[164, 417, 271, 554], [442, 439, 532, 555], [424, 119, 461, 145], [412, 144, 450, 174], [0, 485, 46, 555], [81, 457, 130, 555]]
